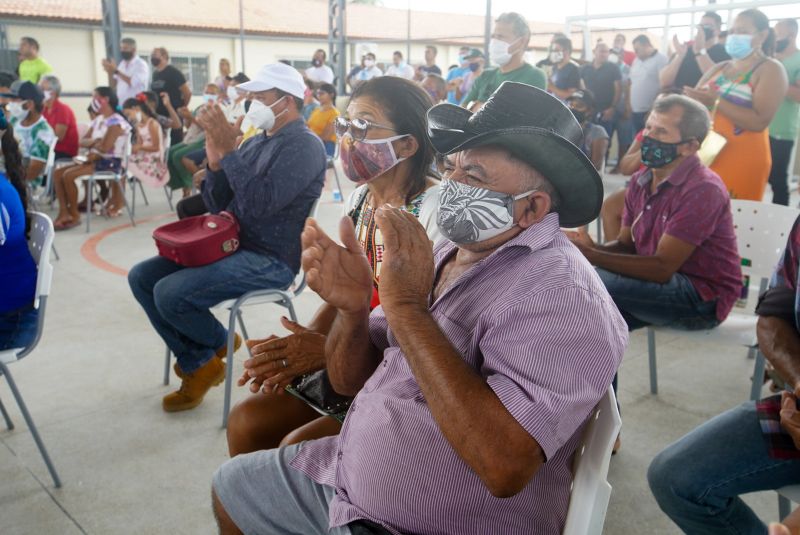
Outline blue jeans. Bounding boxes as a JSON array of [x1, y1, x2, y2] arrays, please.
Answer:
[[649, 401, 800, 534], [128, 251, 294, 374], [0, 305, 38, 350], [596, 268, 719, 332], [613, 111, 634, 149]]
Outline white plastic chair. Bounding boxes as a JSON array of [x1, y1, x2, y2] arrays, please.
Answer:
[[562, 386, 621, 535], [778, 485, 800, 522], [646, 200, 800, 397], [0, 212, 61, 487], [163, 198, 320, 428], [76, 138, 136, 232]]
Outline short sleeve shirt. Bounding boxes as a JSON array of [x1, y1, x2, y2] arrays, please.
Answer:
[[10, 116, 55, 166], [581, 122, 609, 158], [42, 99, 79, 157], [769, 50, 800, 141], [630, 51, 669, 112], [580, 62, 622, 111], [769, 215, 800, 331], [151, 65, 187, 116], [305, 65, 335, 84], [622, 155, 743, 321], [0, 175, 37, 313], [463, 63, 547, 105], [550, 61, 581, 91], [18, 57, 52, 84], [306, 106, 340, 142]]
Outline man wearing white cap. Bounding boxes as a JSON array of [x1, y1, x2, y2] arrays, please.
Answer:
[[128, 63, 327, 413]]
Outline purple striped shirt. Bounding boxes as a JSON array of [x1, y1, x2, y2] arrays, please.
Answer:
[[290, 213, 628, 534]]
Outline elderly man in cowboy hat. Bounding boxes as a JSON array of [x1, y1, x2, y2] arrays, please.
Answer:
[[211, 82, 628, 535]]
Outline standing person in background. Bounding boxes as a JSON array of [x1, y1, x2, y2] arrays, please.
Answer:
[[612, 33, 636, 67], [385, 51, 415, 80], [17, 37, 52, 84], [685, 8, 787, 201], [446, 46, 471, 104], [629, 35, 669, 132], [462, 12, 546, 111], [767, 19, 800, 206], [101, 37, 150, 105], [416, 45, 442, 79], [40, 75, 78, 160], [0, 109, 39, 351], [581, 41, 622, 137], [215, 59, 232, 91], [150, 47, 191, 146], [305, 49, 334, 86], [547, 36, 581, 101], [306, 83, 339, 157], [659, 12, 730, 91]]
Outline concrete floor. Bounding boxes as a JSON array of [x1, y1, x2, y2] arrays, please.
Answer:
[[0, 173, 789, 534]]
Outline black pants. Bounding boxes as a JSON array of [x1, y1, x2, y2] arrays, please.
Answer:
[[768, 136, 795, 206], [176, 193, 207, 220]]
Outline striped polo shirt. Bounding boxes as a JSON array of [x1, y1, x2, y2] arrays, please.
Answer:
[[291, 212, 628, 534]]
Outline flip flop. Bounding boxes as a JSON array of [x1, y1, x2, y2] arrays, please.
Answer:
[[54, 220, 81, 231]]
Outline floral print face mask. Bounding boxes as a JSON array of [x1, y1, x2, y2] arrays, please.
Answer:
[[436, 179, 536, 245], [339, 132, 409, 184]]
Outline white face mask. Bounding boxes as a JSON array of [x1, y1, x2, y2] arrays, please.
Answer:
[[549, 50, 564, 64], [43, 90, 53, 102], [245, 97, 287, 131], [608, 53, 620, 64], [489, 37, 520, 67], [227, 86, 240, 101], [364, 59, 375, 68], [7, 101, 28, 121], [135, 111, 143, 123]]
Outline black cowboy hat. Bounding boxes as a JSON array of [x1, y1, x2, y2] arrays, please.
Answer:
[[427, 81, 603, 227]]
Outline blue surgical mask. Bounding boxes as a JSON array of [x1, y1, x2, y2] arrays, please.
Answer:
[[725, 33, 754, 60]]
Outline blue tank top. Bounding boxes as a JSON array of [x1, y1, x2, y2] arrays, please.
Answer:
[[0, 174, 37, 313]]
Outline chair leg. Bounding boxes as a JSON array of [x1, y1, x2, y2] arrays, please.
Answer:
[[163, 346, 171, 386], [139, 180, 149, 206], [51, 244, 60, 261], [780, 494, 792, 520], [235, 310, 249, 341], [751, 350, 766, 401], [130, 179, 137, 219], [222, 309, 239, 429], [0, 363, 61, 488], [647, 327, 658, 395], [164, 186, 174, 211], [332, 163, 343, 203], [0, 395, 14, 430], [85, 177, 93, 233], [120, 182, 136, 227]]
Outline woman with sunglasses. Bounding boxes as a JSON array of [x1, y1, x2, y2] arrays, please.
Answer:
[[227, 76, 442, 455]]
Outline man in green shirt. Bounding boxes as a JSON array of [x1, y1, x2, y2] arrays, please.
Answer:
[[768, 19, 800, 206], [18, 37, 52, 84], [462, 12, 546, 112]]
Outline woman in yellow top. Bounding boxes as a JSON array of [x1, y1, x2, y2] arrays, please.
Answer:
[[306, 83, 339, 157], [685, 8, 787, 200]]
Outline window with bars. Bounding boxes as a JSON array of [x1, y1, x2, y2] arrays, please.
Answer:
[[141, 54, 209, 95]]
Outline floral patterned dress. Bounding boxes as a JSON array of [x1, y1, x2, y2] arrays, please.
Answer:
[[127, 118, 168, 187]]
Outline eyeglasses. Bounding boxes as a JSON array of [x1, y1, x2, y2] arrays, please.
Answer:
[[334, 116, 398, 141]]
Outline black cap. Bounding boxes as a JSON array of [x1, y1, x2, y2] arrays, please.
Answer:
[[0, 80, 44, 105], [566, 89, 596, 110], [464, 48, 485, 60]]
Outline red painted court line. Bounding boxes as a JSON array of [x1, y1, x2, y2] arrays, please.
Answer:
[[80, 213, 175, 277]]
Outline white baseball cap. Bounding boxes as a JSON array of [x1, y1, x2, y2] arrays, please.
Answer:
[[236, 63, 306, 99]]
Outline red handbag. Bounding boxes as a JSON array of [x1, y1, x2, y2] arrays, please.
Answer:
[[152, 211, 240, 267]]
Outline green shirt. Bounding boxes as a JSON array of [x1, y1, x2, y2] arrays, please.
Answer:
[[18, 57, 52, 84], [463, 63, 547, 105], [769, 50, 800, 141], [10, 115, 54, 167]]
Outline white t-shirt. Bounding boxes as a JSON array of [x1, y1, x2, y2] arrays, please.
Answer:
[[114, 56, 150, 104], [629, 51, 668, 113], [345, 183, 443, 244], [385, 64, 416, 80], [305, 65, 335, 84], [356, 66, 383, 82]]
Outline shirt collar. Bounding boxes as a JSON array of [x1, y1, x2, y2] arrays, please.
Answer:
[[267, 118, 305, 140], [635, 153, 702, 189]]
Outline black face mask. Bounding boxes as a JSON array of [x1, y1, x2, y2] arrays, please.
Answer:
[[776, 39, 791, 53], [150, 56, 161, 67], [570, 108, 586, 124], [702, 26, 715, 41], [121, 51, 134, 61], [641, 136, 691, 168]]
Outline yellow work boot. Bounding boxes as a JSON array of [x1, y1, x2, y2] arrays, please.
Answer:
[[163, 357, 226, 412], [173, 333, 242, 379]]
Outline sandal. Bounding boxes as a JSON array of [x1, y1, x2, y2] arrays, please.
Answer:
[[54, 219, 81, 231]]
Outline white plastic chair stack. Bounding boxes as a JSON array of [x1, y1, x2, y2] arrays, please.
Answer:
[[562, 386, 621, 535], [646, 199, 800, 396], [0, 212, 61, 487], [163, 198, 320, 428]]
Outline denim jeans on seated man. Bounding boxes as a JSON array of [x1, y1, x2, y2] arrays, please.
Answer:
[[596, 267, 719, 331], [648, 401, 800, 535], [128, 251, 294, 374]]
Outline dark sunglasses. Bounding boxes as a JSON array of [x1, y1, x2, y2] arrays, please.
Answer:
[[334, 116, 398, 141]]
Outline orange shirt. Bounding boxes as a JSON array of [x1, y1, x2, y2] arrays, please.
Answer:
[[307, 106, 339, 142]]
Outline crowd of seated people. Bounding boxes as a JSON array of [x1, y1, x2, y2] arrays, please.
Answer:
[[5, 7, 800, 534]]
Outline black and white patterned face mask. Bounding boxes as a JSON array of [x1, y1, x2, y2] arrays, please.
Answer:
[[436, 179, 536, 245]]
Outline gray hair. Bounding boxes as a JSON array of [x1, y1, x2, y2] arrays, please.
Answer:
[[496, 12, 531, 39], [521, 163, 560, 212], [40, 74, 61, 95], [652, 94, 710, 143]]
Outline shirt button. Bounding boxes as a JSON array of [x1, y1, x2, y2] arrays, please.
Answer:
[[383, 360, 388, 367], [646, 205, 651, 210], [337, 452, 343, 460]]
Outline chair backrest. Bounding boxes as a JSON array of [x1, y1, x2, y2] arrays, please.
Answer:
[[43, 136, 58, 179], [290, 197, 322, 297], [562, 386, 621, 535], [27, 212, 55, 304], [730, 200, 800, 313]]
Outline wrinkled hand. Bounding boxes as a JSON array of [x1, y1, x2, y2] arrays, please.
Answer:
[[239, 317, 327, 394], [102, 58, 116, 75], [373, 205, 434, 314], [692, 26, 707, 54], [195, 104, 240, 170], [564, 226, 596, 257], [683, 86, 717, 108], [302, 217, 373, 314], [781, 391, 800, 450], [672, 35, 688, 56]]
